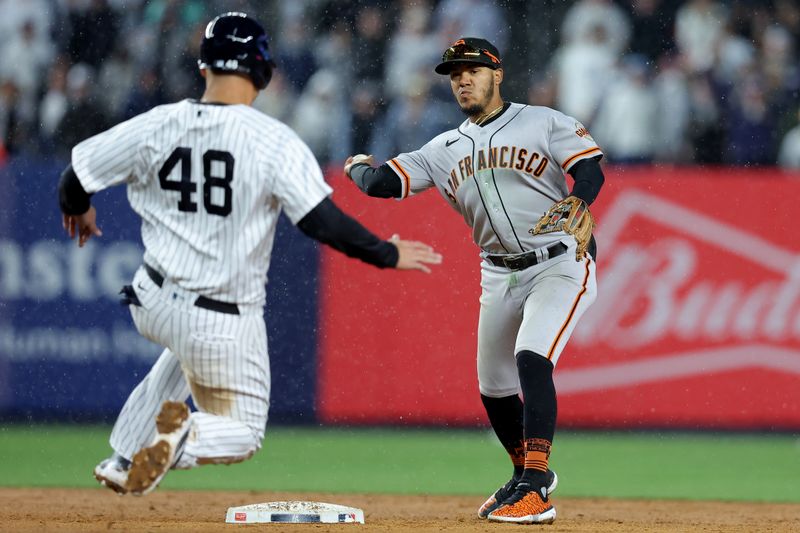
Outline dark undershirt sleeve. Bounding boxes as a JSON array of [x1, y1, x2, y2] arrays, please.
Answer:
[[349, 163, 402, 198], [296, 197, 398, 268], [58, 163, 93, 215], [567, 156, 604, 205]]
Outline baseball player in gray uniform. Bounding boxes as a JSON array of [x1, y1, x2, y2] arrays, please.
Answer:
[[57, 12, 441, 496], [345, 37, 605, 524]]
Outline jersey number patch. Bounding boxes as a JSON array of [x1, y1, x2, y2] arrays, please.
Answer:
[[158, 147, 234, 217]]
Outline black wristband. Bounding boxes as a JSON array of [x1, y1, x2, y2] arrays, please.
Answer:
[[58, 164, 93, 215]]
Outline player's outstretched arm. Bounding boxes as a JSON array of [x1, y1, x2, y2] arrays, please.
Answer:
[[297, 197, 441, 272], [58, 164, 103, 247], [344, 154, 403, 198]]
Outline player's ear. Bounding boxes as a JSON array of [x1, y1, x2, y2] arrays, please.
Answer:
[[199, 68, 207, 79], [494, 68, 503, 85]]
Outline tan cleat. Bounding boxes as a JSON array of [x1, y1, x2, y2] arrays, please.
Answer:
[[126, 401, 191, 496]]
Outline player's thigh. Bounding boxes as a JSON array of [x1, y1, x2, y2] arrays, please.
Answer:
[[477, 267, 524, 397], [516, 256, 597, 366], [175, 310, 270, 434]]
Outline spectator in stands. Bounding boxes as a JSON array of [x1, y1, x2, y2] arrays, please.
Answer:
[[591, 54, 659, 164], [54, 63, 110, 158], [122, 68, 163, 120], [774, 0, 800, 45], [713, 17, 756, 85], [38, 60, 70, 146], [778, 109, 800, 169], [384, 2, 440, 101], [550, 23, 617, 124], [0, 19, 53, 115], [330, 81, 384, 163], [252, 71, 296, 124], [653, 53, 692, 163], [628, 0, 676, 61], [351, 3, 391, 87], [97, 43, 137, 120], [0, 79, 21, 160], [66, 0, 119, 69], [290, 69, 344, 165], [433, 0, 508, 53], [0, 0, 52, 52], [312, 14, 354, 87], [368, 73, 454, 163], [562, 0, 631, 56], [723, 73, 777, 166], [674, 0, 728, 73], [275, 18, 317, 94], [686, 71, 724, 163]]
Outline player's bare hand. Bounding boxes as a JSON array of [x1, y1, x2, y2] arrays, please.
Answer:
[[344, 154, 375, 178], [390, 234, 442, 273], [62, 206, 103, 247]]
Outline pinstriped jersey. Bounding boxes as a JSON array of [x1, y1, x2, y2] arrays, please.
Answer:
[[71, 99, 332, 306], [387, 103, 602, 255]]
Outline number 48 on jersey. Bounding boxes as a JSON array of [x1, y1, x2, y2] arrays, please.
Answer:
[[158, 147, 235, 217]]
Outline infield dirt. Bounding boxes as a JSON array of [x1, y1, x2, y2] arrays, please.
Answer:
[[1, 488, 798, 532]]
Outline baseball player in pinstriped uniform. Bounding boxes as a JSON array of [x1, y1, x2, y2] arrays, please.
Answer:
[[57, 12, 441, 496], [345, 38, 605, 524]]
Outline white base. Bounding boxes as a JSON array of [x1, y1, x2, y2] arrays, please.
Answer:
[[225, 501, 365, 524]]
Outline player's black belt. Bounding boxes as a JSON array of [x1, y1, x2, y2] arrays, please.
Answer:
[[144, 264, 240, 315], [485, 242, 568, 271]]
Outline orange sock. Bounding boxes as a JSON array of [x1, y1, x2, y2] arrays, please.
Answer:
[[523, 438, 551, 473]]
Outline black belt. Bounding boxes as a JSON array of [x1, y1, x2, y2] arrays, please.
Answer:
[[144, 264, 240, 315], [485, 242, 568, 271]]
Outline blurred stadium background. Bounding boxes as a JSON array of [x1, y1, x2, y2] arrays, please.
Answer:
[[1, 0, 799, 502]]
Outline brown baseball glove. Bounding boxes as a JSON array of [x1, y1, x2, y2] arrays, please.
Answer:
[[529, 196, 595, 261]]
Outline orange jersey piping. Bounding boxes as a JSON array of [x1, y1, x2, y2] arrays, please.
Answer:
[[388, 158, 411, 199], [561, 147, 602, 171], [546, 258, 592, 359]]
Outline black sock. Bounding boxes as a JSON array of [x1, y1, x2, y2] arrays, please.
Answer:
[[516, 350, 556, 485], [480, 393, 524, 477]]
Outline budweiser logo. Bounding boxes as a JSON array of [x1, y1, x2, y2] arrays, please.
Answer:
[[558, 189, 800, 395], [573, 189, 800, 348]]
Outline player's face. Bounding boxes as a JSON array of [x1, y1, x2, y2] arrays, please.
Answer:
[[449, 64, 500, 116]]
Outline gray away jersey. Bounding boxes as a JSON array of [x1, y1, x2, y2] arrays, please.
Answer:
[[387, 103, 602, 255], [72, 99, 332, 306]]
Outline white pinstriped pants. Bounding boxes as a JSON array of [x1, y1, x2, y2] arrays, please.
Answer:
[[109, 266, 270, 468], [477, 240, 597, 397]]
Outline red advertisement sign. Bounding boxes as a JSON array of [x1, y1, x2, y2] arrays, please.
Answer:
[[318, 167, 800, 429]]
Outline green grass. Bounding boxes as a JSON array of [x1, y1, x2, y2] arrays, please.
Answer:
[[1, 425, 798, 502]]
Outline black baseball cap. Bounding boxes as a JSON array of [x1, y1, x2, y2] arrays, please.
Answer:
[[435, 37, 502, 75]]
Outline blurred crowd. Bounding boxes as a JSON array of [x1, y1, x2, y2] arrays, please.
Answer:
[[1, 0, 800, 169]]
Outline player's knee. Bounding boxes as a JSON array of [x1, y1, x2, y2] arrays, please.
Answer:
[[209, 432, 262, 465], [238, 430, 262, 459], [515, 350, 554, 376]]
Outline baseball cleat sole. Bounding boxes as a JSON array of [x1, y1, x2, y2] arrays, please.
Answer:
[[488, 507, 556, 524], [126, 401, 190, 496]]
